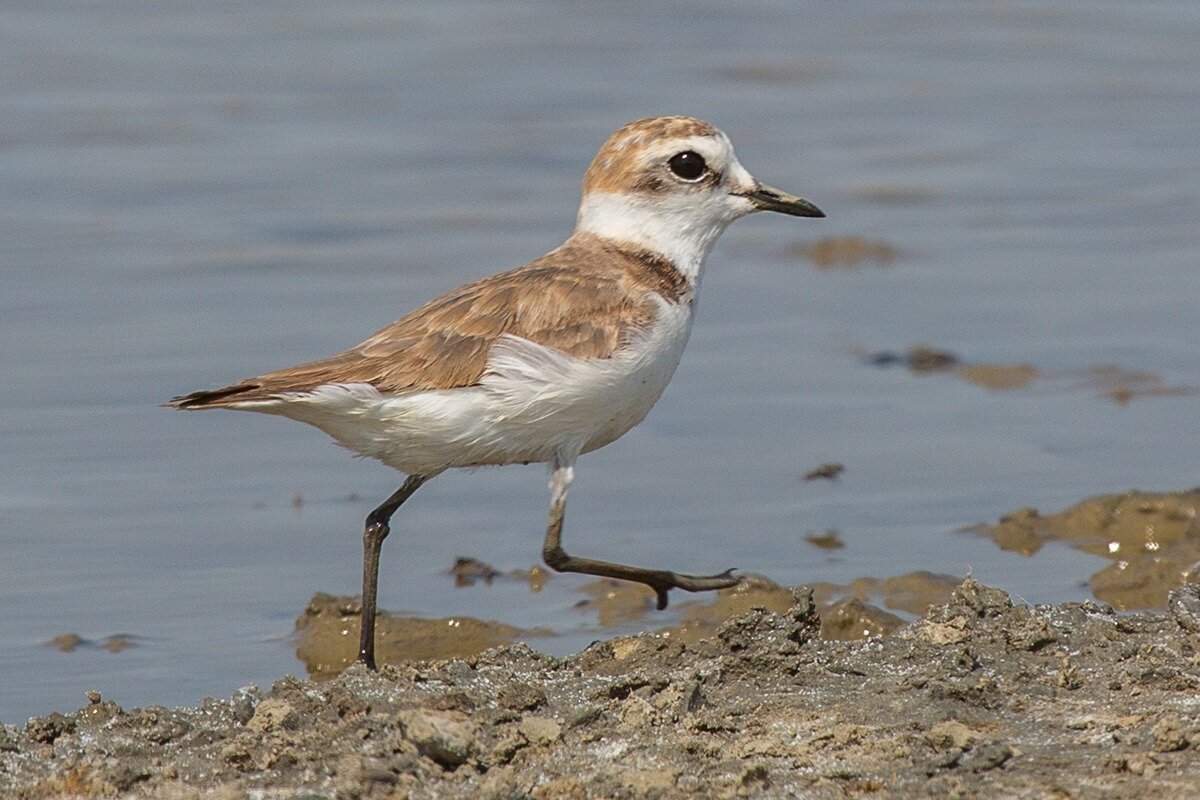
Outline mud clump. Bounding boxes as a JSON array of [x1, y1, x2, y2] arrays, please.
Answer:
[[6, 578, 1200, 798], [972, 488, 1200, 609]]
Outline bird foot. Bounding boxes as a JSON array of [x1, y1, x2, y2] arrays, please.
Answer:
[[645, 568, 742, 610]]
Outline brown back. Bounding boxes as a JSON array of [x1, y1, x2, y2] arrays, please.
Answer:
[[168, 233, 689, 408]]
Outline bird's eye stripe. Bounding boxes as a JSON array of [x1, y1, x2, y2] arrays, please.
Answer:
[[668, 151, 706, 181]]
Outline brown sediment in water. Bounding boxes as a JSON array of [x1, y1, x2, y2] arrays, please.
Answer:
[[295, 568, 956, 680], [863, 345, 1194, 402], [863, 344, 961, 373], [8, 579, 1200, 799], [882, 572, 962, 613], [101, 635, 138, 654], [970, 488, 1200, 609], [447, 557, 498, 587], [804, 529, 845, 549], [47, 633, 140, 654], [48, 634, 86, 653], [293, 593, 550, 680], [1069, 364, 1195, 406], [571, 578, 662, 628], [957, 363, 1040, 391], [785, 236, 899, 269], [446, 558, 549, 591], [817, 571, 964, 615], [804, 462, 845, 481]]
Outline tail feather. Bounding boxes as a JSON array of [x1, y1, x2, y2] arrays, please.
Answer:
[[165, 381, 264, 409]]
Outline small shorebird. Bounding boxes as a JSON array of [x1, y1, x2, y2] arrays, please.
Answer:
[[168, 116, 824, 669]]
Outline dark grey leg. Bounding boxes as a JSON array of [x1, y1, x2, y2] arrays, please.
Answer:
[[540, 457, 740, 610], [359, 474, 428, 669]]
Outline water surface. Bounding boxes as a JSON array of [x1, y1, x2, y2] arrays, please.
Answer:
[[2, 1, 1198, 722]]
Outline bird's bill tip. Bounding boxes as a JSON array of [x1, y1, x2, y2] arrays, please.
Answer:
[[740, 184, 825, 218]]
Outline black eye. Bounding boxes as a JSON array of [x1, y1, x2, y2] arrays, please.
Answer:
[[667, 151, 706, 181]]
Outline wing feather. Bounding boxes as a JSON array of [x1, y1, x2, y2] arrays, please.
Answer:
[[166, 234, 681, 409]]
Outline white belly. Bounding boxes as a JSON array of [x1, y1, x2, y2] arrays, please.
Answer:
[[251, 298, 694, 475]]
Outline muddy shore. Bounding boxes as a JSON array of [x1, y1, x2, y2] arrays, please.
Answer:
[[5, 578, 1200, 799]]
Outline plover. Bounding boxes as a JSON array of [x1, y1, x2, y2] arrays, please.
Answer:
[[169, 116, 824, 669]]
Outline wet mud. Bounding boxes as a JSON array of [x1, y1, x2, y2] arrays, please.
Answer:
[[295, 570, 949, 682], [47, 634, 140, 655], [567, 572, 956, 647], [863, 346, 1195, 404], [294, 594, 552, 681], [6, 579, 1200, 799], [970, 489, 1200, 610], [446, 558, 549, 591]]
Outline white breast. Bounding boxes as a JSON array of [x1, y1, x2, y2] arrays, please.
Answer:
[[260, 296, 694, 475]]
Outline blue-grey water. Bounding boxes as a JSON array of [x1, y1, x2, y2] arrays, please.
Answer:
[[2, 1, 1198, 722]]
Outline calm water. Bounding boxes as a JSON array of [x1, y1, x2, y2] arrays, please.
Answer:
[[3, 1, 1198, 722]]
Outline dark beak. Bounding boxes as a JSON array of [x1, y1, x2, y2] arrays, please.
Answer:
[[739, 184, 825, 218]]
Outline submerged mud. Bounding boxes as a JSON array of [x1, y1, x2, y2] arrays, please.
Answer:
[[785, 237, 899, 269], [5, 579, 1200, 799], [971, 488, 1200, 610], [294, 572, 946, 680], [861, 346, 1195, 404], [295, 594, 551, 681]]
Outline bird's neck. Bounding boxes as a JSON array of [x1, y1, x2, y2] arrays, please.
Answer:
[[574, 192, 731, 286]]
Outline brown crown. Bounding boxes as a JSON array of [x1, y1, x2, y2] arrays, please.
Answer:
[[582, 116, 721, 196]]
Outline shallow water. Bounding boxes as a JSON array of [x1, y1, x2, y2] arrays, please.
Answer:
[[2, 1, 1198, 722]]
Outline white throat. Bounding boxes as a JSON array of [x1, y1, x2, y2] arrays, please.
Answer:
[[574, 192, 743, 285]]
